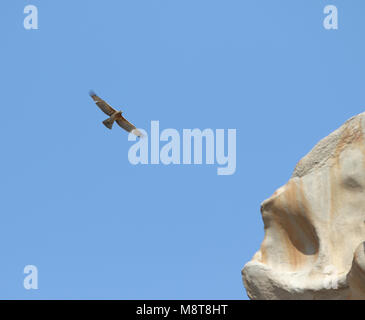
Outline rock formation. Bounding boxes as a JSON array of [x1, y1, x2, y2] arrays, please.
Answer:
[[242, 112, 365, 299]]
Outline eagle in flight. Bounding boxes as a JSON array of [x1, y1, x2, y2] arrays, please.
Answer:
[[89, 91, 143, 137]]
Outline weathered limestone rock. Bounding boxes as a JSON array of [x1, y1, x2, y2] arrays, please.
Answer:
[[242, 112, 365, 299]]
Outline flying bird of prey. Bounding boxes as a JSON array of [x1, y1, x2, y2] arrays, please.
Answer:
[[89, 91, 143, 137]]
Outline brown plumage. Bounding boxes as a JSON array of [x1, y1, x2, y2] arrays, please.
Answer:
[[89, 91, 143, 137]]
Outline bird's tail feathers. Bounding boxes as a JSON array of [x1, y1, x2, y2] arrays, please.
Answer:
[[103, 117, 114, 129], [131, 129, 144, 138]]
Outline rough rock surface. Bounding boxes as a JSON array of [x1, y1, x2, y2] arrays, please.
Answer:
[[242, 112, 365, 300]]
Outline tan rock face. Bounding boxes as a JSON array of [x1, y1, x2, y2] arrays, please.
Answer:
[[242, 112, 365, 300]]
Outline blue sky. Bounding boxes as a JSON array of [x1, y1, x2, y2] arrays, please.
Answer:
[[1, 0, 365, 299]]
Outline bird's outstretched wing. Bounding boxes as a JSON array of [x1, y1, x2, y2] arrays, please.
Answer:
[[89, 91, 116, 116], [116, 116, 143, 137]]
